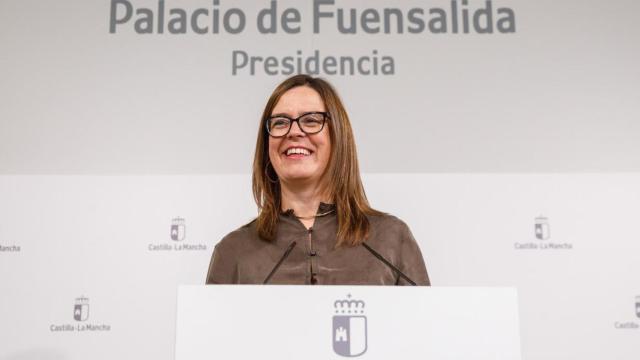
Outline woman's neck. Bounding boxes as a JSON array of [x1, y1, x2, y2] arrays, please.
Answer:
[[280, 181, 331, 228]]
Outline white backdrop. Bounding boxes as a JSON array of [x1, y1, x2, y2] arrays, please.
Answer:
[[1, 0, 639, 173], [1, 0, 640, 359], [1, 174, 639, 359]]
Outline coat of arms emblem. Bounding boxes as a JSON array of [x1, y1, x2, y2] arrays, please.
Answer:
[[534, 216, 550, 240], [333, 294, 367, 357], [73, 297, 89, 322], [170, 217, 186, 241]]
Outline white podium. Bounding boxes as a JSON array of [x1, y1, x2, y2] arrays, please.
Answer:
[[175, 285, 521, 360]]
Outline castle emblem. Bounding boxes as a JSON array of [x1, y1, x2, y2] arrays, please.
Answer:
[[170, 217, 186, 241], [73, 296, 89, 322], [332, 294, 367, 357], [535, 216, 550, 240]]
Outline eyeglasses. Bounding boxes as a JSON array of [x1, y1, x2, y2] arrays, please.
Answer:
[[265, 112, 329, 138]]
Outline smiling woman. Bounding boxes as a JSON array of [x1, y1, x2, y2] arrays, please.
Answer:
[[266, 87, 332, 211], [205, 74, 430, 285]]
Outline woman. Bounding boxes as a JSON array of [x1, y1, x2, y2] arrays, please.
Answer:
[[206, 74, 430, 285]]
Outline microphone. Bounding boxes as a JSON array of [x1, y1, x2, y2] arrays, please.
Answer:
[[362, 242, 417, 286], [263, 241, 297, 284]]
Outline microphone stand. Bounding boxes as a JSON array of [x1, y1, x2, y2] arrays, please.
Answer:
[[362, 242, 417, 286], [263, 241, 297, 284]]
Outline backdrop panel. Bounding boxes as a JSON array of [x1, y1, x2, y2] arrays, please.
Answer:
[[1, 174, 639, 359], [1, 0, 638, 174], [1, 0, 639, 359]]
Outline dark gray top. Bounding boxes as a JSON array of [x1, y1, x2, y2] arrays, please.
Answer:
[[206, 203, 430, 285]]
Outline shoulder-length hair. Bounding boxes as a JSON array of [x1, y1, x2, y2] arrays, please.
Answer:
[[252, 74, 382, 247]]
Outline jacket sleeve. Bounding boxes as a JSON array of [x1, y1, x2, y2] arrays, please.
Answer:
[[396, 222, 431, 286], [205, 241, 238, 284]]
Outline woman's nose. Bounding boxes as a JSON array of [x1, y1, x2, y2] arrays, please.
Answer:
[[288, 120, 305, 137]]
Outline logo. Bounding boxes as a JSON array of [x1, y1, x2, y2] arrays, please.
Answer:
[[332, 294, 367, 357], [49, 296, 111, 332], [73, 297, 89, 322], [170, 217, 186, 241], [636, 296, 640, 319], [148, 216, 207, 252], [515, 214, 572, 250], [534, 216, 550, 240]]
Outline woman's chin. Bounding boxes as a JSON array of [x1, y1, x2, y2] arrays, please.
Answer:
[[280, 173, 320, 186]]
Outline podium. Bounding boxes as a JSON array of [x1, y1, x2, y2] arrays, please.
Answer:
[[175, 285, 521, 360]]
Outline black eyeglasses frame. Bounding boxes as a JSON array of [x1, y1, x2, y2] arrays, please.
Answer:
[[265, 111, 330, 138]]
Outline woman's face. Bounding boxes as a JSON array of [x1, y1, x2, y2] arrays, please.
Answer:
[[268, 86, 331, 187]]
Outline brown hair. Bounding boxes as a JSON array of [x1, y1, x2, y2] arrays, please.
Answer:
[[252, 74, 382, 247]]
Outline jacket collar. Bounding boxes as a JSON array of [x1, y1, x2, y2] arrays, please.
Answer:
[[281, 202, 336, 217]]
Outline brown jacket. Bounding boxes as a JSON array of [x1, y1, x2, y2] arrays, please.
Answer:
[[206, 203, 430, 285]]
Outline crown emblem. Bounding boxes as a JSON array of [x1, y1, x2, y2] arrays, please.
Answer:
[[334, 294, 365, 315], [75, 296, 89, 305]]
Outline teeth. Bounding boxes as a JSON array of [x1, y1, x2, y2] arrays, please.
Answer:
[[286, 148, 310, 156]]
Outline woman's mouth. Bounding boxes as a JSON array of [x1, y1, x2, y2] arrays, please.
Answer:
[[283, 146, 313, 159]]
